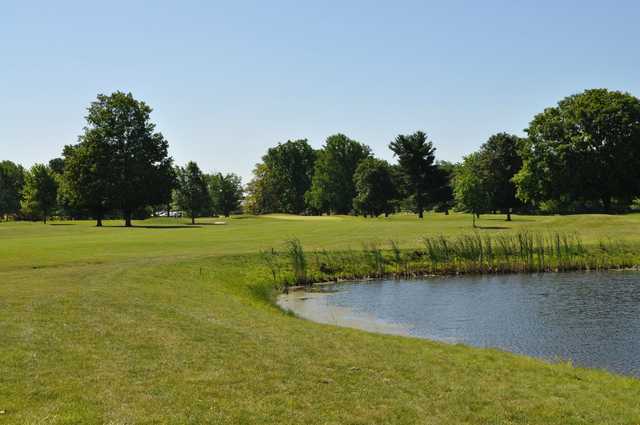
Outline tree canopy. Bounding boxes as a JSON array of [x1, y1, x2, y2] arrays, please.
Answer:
[[479, 133, 523, 220], [258, 139, 316, 214], [6, 87, 640, 223], [21, 164, 58, 224], [62, 139, 113, 226], [174, 162, 210, 224], [352, 158, 396, 217], [208, 172, 243, 217], [0, 161, 25, 219], [431, 161, 455, 215], [514, 89, 640, 212], [454, 152, 489, 227], [75, 91, 175, 226], [389, 131, 437, 218], [306, 134, 371, 214]]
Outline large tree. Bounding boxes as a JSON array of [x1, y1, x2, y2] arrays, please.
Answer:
[[259, 139, 316, 214], [352, 158, 396, 217], [514, 89, 640, 212], [21, 164, 58, 224], [306, 134, 371, 214], [431, 161, 455, 215], [62, 137, 114, 226], [78, 92, 174, 226], [389, 131, 437, 218], [454, 152, 489, 227], [0, 160, 25, 220], [244, 163, 277, 215], [208, 173, 243, 217], [174, 162, 210, 225], [479, 133, 523, 220]]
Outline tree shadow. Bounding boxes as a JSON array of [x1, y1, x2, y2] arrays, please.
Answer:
[[475, 225, 510, 230], [483, 216, 535, 223], [48, 223, 76, 226], [102, 225, 201, 229]]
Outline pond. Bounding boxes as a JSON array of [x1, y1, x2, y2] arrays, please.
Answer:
[[278, 271, 640, 376]]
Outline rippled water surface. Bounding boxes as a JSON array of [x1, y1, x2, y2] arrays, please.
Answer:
[[282, 272, 640, 376]]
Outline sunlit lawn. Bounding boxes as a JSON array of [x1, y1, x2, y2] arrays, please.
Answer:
[[2, 213, 640, 424]]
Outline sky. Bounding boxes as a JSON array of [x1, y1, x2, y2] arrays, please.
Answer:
[[1, 0, 639, 182]]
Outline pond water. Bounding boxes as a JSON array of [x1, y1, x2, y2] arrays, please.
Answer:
[[278, 271, 640, 376]]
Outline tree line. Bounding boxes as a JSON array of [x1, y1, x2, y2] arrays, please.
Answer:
[[245, 88, 640, 222], [2, 88, 640, 226], [0, 92, 242, 226]]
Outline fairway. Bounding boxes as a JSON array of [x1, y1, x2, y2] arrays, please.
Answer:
[[3, 213, 640, 424]]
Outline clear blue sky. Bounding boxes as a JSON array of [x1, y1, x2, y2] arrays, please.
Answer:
[[2, 0, 639, 182]]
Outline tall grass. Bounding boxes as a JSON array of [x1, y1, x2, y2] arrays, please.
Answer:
[[259, 248, 280, 283], [265, 230, 637, 287], [285, 238, 308, 285], [362, 242, 386, 277]]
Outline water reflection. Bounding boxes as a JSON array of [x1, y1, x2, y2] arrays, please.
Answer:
[[280, 271, 640, 376]]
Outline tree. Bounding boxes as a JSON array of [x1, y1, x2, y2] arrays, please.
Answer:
[[48, 157, 65, 175], [389, 131, 437, 218], [21, 164, 58, 223], [62, 132, 114, 226], [431, 161, 455, 215], [0, 161, 25, 220], [352, 158, 396, 217], [174, 162, 210, 224], [306, 134, 371, 214], [208, 173, 243, 217], [514, 89, 640, 212], [454, 153, 489, 227], [244, 163, 277, 215], [78, 92, 174, 227], [259, 139, 316, 214], [479, 133, 523, 220]]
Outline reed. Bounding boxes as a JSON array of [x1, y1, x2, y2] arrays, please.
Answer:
[[285, 238, 308, 285], [389, 240, 406, 275], [269, 231, 636, 287], [259, 248, 280, 283], [361, 242, 386, 277]]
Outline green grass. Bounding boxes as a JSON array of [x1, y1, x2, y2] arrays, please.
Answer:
[[2, 213, 640, 424]]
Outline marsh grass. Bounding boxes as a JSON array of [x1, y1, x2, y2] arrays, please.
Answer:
[[272, 230, 636, 284], [285, 238, 308, 285], [260, 248, 280, 283]]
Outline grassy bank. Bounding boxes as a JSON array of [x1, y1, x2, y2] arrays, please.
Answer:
[[3, 213, 640, 424]]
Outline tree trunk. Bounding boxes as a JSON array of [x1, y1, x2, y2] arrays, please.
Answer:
[[191, 215, 195, 225], [43, 214, 47, 224], [444, 208, 449, 216], [472, 213, 476, 228], [124, 210, 132, 227], [96, 217, 103, 227], [506, 211, 511, 222], [418, 207, 424, 219]]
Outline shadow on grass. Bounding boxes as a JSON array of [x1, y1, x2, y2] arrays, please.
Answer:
[[49, 223, 76, 226], [475, 225, 511, 230], [101, 225, 201, 229], [483, 216, 536, 223]]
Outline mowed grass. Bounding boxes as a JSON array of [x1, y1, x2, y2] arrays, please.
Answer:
[[2, 213, 640, 424]]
